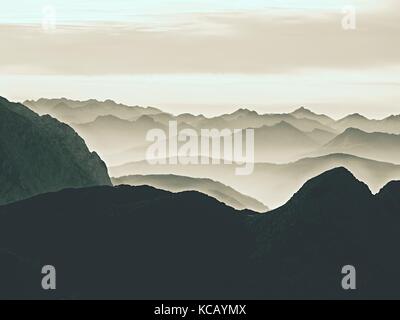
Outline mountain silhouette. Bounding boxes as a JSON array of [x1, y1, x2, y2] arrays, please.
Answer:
[[0, 96, 111, 205], [0, 185, 254, 299], [110, 153, 400, 209], [24, 98, 162, 124], [112, 174, 268, 212], [1, 168, 400, 299], [251, 167, 400, 298]]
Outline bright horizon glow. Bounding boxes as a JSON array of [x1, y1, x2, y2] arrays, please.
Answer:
[[2, 69, 400, 120], [1, 0, 398, 118]]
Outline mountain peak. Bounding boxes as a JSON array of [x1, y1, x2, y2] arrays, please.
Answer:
[[343, 113, 368, 120], [343, 127, 365, 134], [231, 108, 259, 116], [292, 106, 314, 114], [288, 167, 372, 206], [135, 114, 157, 123], [94, 114, 125, 123], [385, 114, 400, 121]]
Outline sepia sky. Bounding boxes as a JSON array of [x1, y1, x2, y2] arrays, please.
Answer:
[[1, 0, 399, 118]]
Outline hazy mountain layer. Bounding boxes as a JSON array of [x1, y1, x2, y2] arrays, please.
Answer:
[[71, 115, 167, 156], [109, 153, 400, 209], [100, 120, 322, 166], [314, 128, 400, 164], [1, 168, 400, 299], [24, 99, 400, 169], [112, 174, 268, 212], [0, 97, 111, 205], [24, 98, 162, 124], [333, 113, 400, 134]]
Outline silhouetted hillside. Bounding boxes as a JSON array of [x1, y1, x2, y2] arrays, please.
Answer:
[[0, 97, 111, 205], [0, 185, 254, 299], [1, 169, 400, 299], [251, 167, 400, 298], [112, 174, 268, 212]]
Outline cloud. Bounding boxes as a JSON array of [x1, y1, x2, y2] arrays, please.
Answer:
[[1, 4, 399, 75]]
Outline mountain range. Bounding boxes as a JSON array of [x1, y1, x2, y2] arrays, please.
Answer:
[[1, 168, 400, 299], [24, 98, 161, 124], [109, 153, 400, 209], [312, 128, 400, 164], [23, 98, 400, 168], [112, 174, 268, 212], [2, 95, 400, 299]]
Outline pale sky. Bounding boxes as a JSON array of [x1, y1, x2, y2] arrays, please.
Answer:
[[1, 0, 399, 118]]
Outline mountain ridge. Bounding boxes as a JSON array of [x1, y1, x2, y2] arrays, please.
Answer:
[[0, 96, 111, 205], [1, 168, 400, 298]]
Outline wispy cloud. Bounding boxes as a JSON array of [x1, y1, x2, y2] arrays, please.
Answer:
[[1, 5, 399, 75]]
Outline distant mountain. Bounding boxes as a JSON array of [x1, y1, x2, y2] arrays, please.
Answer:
[[112, 174, 268, 212], [71, 115, 167, 157], [1, 169, 400, 299], [333, 113, 378, 132], [291, 106, 335, 126], [251, 121, 319, 163], [0, 96, 111, 205], [23, 99, 400, 166], [110, 153, 400, 209], [24, 98, 162, 124], [215, 111, 336, 133], [316, 128, 400, 164], [333, 113, 400, 134], [306, 128, 337, 145], [102, 120, 325, 166]]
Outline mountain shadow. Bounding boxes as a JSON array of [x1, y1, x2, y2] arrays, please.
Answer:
[[0, 96, 111, 205], [250, 167, 400, 299], [0, 185, 254, 299], [1, 168, 400, 299]]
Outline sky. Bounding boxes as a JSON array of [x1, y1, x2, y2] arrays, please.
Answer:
[[1, 0, 399, 118]]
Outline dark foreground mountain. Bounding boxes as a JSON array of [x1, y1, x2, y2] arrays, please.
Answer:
[[1, 168, 400, 299], [0, 97, 111, 205], [0, 185, 254, 299]]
